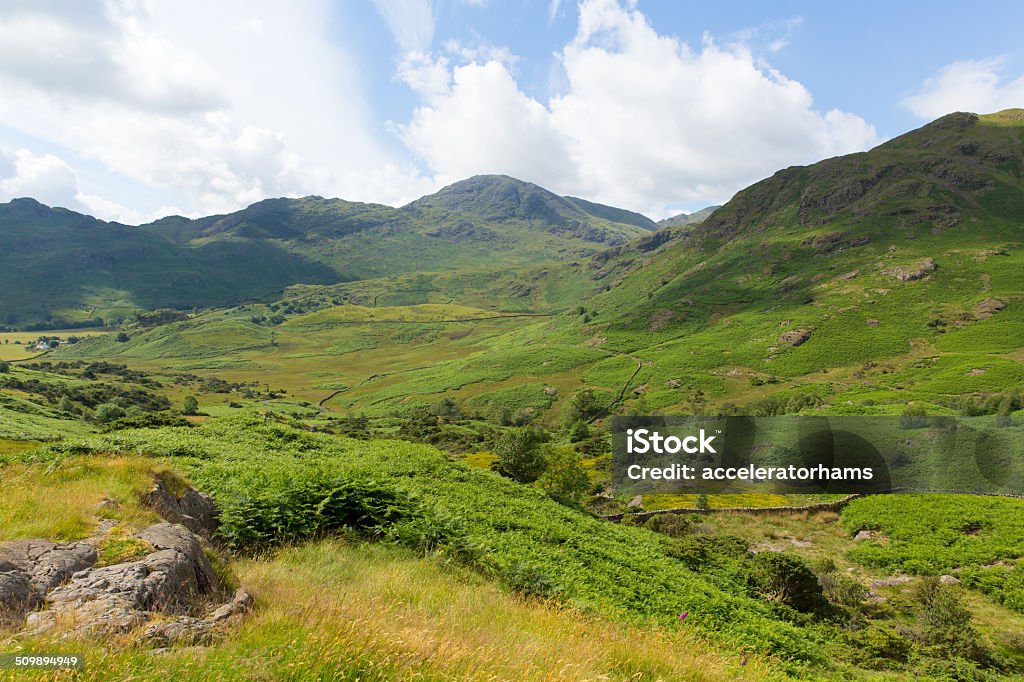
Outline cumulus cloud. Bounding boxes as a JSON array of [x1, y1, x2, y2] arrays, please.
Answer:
[[0, 147, 147, 223], [903, 58, 1024, 119], [396, 0, 878, 218], [0, 0, 881, 222], [0, 0, 433, 218]]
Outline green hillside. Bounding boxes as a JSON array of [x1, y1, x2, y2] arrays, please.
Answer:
[[143, 175, 653, 289], [0, 199, 338, 329], [61, 110, 1024, 424], [1, 176, 653, 329], [6, 415, 1024, 679]]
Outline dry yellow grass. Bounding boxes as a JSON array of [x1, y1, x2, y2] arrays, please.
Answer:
[[0, 456, 160, 541], [4, 539, 789, 681]]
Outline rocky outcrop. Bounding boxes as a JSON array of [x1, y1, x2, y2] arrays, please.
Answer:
[[2, 480, 250, 644], [883, 258, 937, 282], [0, 540, 97, 624], [779, 329, 813, 347], [141, 478, 219, 538], [24, 523, 221, 637]]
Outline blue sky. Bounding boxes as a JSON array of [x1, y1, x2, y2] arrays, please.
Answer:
[[0, 0, 1022, 223]]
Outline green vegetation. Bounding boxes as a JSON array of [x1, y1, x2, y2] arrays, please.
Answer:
[[3, 110, 1024, 679], [1, 176, 651, 329], [842, 494, 1024, 574]]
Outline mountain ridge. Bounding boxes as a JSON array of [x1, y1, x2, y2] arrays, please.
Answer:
[[0, 175, 658, 328]]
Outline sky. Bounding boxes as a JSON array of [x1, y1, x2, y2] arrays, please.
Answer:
[[0, 0, 1022, 224]]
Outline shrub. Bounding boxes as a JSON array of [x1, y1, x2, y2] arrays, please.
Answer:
[[182, 395, 200, 416], [668, 534, 749, 569], [536, 445, 589, 506], [502, 561, 561, 599], [847, 625, 911, 665], [644, 513, 698, 538], [0, 360, 9, 373], [569, 419, 590, 442], [748, 552, 829, 614], [899, 404, 929, 429], [492, 427, 547, 483], [93, 402, 127, 424]]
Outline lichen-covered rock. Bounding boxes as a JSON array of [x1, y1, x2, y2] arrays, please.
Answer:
[[974, 297, 1006, 318], [0, 540, 97, 624], [26, 523, 220, 637], [210, 589, 253, 623], [0, 570, 33, 625], [8, 481, 248, 644]]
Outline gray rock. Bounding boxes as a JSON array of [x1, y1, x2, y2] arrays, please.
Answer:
[[0, 539, 96, 620], [939, 574, 960, 585], [0, 570, 33, 625], [779, 329, 813, 347], [142, 481, 219, 538], [209, 589, 253, 623], [140, 617, 213, 647], [28, 523, 221, 636]]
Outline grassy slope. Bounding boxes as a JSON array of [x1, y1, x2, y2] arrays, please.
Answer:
[[0, 442, 787, 681], [0, 176, 651, 329], [57, 111, 1024, 422], [8, 418, 1024, 678]]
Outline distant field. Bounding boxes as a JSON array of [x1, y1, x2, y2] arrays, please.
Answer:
[[0, 329, 111, 361]]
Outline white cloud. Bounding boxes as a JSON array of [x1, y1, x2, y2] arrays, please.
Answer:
[[0, 1, 433, 218], [903, 58, 1024, 119], [372, 0, 437, 53], [0, 147, 148, 223], [396, 0, 878, 218], [0, 149, 79, 208], [400, 61, 576, 185], [548, 0, 562, 24]]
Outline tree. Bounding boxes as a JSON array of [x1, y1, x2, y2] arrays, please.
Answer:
[[116, 332, 130, 343], [433, 397, 460, 420], [493, 428, 547, 483], [537, 445, 589, 505], [0, 360, 9, 374], [565, 388, 602, 424], [182, 395, 200, 416], [399, 408, 441, 443]]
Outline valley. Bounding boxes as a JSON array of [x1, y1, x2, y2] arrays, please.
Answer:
[[2, 109, 1024, 680]]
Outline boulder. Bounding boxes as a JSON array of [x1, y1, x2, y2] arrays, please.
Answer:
[[27, 523, 221, 637], [883, 258, 937, 282]]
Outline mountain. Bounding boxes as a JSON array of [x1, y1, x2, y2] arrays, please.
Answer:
[[0, 176, 654, 329], [656, 205, 721, 228], [0, 198, 339, 329], [59, 110, 1024, 423], [406, 176, 656, 231]]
